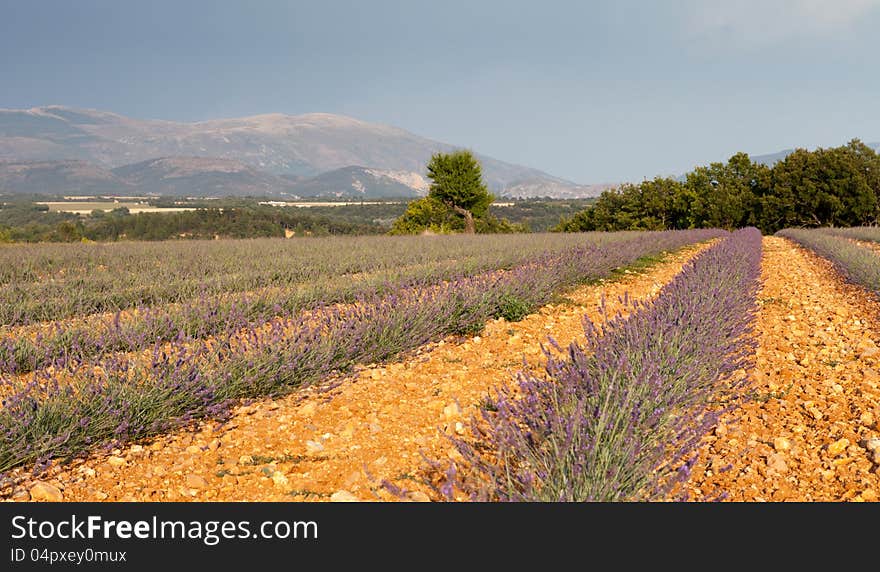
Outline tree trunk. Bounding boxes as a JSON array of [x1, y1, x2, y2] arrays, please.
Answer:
[[449, 204, 476, 234]]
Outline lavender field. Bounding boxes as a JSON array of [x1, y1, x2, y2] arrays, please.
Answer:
[[5, 227, 880, 505], [0, 229, 721, 476]]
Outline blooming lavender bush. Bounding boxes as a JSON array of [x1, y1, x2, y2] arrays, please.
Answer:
[[821, 226, 880, 245], [777, 228, 880, 294], [0, 229, 721, 475], [442, 227, 762, 501]]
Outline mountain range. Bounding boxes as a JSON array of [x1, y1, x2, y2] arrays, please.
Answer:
[[749, 143, 880, 166], [0, 106, 610, 199]]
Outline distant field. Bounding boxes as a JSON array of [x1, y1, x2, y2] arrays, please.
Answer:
[[259, 200, 404, 207], [261, 201, 515, 207], [36, 201, 199, 214]]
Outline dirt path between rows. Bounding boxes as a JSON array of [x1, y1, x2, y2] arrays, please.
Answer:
[[686, 237, 880, 501], [5, 241, 713, 502]]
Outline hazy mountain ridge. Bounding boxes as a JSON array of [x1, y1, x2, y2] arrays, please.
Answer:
[[750, 142, 880, 166], [110, 157, 298, 197], [0, 105, 599, 198], [0, 159, 133, 195], [288, 166, 429, 198]]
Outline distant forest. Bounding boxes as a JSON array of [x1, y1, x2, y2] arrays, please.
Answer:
[[0, 197, 594, 243], [556, 139, 880, 234]]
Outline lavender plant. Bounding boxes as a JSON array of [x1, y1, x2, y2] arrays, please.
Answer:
[[776, 228, 880, 294], [820, 226, 880, 245], [441, 228, 762, 501], [0, 229, 721, 475]]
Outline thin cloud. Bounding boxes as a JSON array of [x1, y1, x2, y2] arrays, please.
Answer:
[[686, 0, 880, 48]]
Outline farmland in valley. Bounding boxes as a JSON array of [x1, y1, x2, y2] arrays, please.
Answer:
[[2, 228, 879, 502]]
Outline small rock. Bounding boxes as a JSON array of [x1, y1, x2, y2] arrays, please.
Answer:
[[344, 470, 362, 487], [828, 438, 850, 457], [298, 402, 317, 417], [207, 439, 222, 451], [862, 489, 878, 501], [860, 343, 879, 359], [340, 423, 356, 439], [185, 445, 201, 454], [330, 490, 360, 502], [406, 491, 431, 502], [271, 471, 289, 490], [766, 453, 789, 474], [129, 444, 145, 455], [11, 488, 30, 501], [93, 491, 108, 501], [714, 423, 728, 437], [369, 422, 382, 434], [185, 474, 208, 489], [78, 466, 96, 478], [773, 437, 791, 452], [860, 411, 875, 428], [866, 438, 880, 464], [107, 456, 126, 468], [305, 440, 325, 453], [29, 482, 63, 502], [238, 455, 254, 465], [443, 402, 461, 421]]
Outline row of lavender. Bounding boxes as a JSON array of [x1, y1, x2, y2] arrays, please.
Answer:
[[439, 228, 762, 501], [1, 232, 651, 375], [1, 231, 647, 325], [776, 228, 880, 294], [0, 229, 721, 475], [820, 226, 880, 245]]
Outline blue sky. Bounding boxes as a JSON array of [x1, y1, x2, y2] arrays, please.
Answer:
[[2, 0, 879, 183]]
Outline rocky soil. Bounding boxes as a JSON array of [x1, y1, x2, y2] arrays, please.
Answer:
[[686, 237, 880, 501]]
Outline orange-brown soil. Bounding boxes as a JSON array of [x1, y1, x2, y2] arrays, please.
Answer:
[[686, 237, 880, 501]]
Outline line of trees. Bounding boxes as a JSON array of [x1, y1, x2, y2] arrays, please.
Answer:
[[0, 204, 385, 243], [555, 139, 880, 234]]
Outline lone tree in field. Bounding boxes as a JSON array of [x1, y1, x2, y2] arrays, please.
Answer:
[[426, 150, 493, 234], [391, 149, 497, 234]]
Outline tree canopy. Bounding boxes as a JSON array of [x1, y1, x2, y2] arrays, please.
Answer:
[[555, 139, 880, 234]]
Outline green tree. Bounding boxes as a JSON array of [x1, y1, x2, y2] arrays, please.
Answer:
[[391, 149, 507, 234], [425, 150, 494, 234], [765, 139, 880, 230], [390, 195, 455, 234], [685, 152, 766, 230]]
